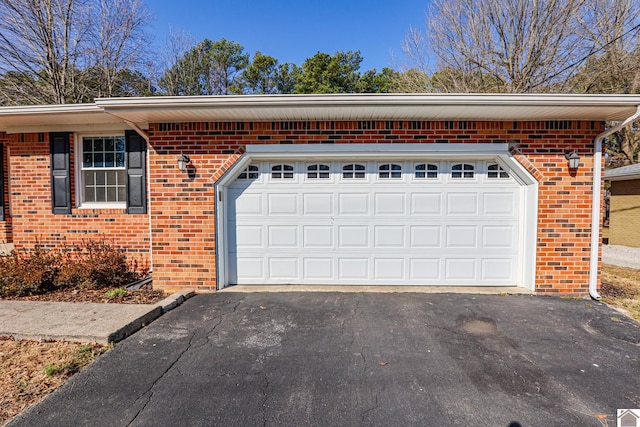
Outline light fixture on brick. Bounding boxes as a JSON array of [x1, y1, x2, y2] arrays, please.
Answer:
[[565, 151, 580, 169], [177, 153, 191, 172]]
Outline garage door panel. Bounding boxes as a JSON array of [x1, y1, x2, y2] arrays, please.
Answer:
[[268, 226, 298, 248], [232, 192, 263, 216], [303, 193, 333, 215], [409, 258, 441, 280], [268, 258, 298, 280], [303, 226, 333, 248], [374, 258, 405, 280], [338, 226, 369, 248], [227, 159, 522, 286], [445, 258, 477, 280], [339, 258, 369, 280], [338, 193, 369, 215], [481, 258, 515, 281], [303, 258, 333, 280], [374, 193, 405, 215], [410, 226, 441, 248], [447, 193, 479, 215], [235, 225, 264, 248], [410, 193, 442, 215], [268, 193, 298, 215], [446, 225, 478, 248], [482, 226, 516, 248], [374, 226, 405, 248], [483, 193, 516, 216]]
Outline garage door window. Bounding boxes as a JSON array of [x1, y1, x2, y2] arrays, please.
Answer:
[[343, 164, 366, 179], [488, 163, 510, 179], [415, 163, 438, 179], [307, 164, 330, 179], [271, 164, 294, 179], [379, 163, 402, 179], [452, 163, 474, 179], [238, 165, 259, 180]]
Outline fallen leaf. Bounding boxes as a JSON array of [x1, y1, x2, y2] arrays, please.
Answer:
[[259, 306, 267, 310], [594, 414, 607, 419], [378, 362, 388, 366]]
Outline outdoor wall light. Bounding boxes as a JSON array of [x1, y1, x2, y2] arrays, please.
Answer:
[[565, 151, 580, 169], [177, 153, 191, 172]]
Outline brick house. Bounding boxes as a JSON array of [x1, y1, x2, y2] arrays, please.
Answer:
[[0, 94, 639, 297], [605, 163, 640, 247]]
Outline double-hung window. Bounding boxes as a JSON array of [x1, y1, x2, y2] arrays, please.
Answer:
[[80, 135, 126, 206]]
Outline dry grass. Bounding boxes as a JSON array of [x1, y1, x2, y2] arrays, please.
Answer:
[[0, 338, 107, 424], [601, 263, 640, 322]]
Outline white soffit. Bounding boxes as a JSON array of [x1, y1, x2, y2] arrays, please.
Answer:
[[1, 94, 640, 132], [97, 94, 640, 123]]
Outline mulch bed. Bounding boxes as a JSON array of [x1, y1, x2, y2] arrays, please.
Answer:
[[1, 285, 166, 304]]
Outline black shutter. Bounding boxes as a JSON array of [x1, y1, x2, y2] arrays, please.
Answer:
[[0, 144, 5, 221], [50, 133, 71, 214], [125, 130, 147, 214]]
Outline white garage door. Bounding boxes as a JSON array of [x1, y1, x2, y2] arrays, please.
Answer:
[[227, 159, 522, 286]]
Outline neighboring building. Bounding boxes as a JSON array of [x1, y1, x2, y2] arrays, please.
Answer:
[[0, 94, 639, 296], [605, 163, 640, 248]]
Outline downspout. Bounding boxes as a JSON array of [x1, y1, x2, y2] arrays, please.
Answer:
[[589, 106, 640, 299]]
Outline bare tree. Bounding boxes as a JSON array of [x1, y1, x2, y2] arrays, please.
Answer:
[[87, 0, 152, 98], [0, 0, 151, 105], [0, 0, 88, 104], [413, 0, 589, 93]]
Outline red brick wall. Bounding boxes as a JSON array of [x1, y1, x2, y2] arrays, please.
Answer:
[[7, 133, 150, 263], [147, 120, 605, 295]]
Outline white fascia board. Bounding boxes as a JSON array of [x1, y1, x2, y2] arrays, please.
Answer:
[[606, 174, 640, 182], [96, 93, 640, 109]]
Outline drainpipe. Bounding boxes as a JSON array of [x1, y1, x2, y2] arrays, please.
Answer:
[[589, 105, 640, 299]]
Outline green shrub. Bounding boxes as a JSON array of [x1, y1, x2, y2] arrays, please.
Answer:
[[0, 240, 149, 297], [104, 288, 127, 298]]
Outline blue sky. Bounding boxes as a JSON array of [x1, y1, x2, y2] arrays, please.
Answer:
[[151, 0, 430, 71]]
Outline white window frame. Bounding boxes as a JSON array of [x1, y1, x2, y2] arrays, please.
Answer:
[[450, 162, 476, 180], [414, 163, 439, 180], [378, 163, 402, 179], [270, 163, 294, 180], [75, 132, 127, 209], [342, 163, 366, 179], [487, 163, 510, 179], [237, 164, 260, 180], [306, 163, 331, 180]]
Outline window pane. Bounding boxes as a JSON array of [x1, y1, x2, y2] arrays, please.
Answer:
[[105, 153, 114, 167], [84, 186, 95, 203], [107, 187, 117, 202], [115, 137, 125, 152], [115, 153, 125, 167], [106, 170, 117, 185], [83, 139, 93, 153], [94, 153, 104, 168], [117, 186, 126, 202], [94, 138, 104, 152], [96, 187, 106, 202], [117, 170, 126, 186], [83, 153, 93, 168], [96, 171, 106, 185], [105, 138, 115, 152], [83, 170, 95, 185]]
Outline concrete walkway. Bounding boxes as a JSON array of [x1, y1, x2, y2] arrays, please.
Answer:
[[0, 290, 195, 344]]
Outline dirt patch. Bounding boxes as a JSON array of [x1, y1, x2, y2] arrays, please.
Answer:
[[0, 338, 107, 424], [601, 263, 640, 322], [1, 285, 166, 305]]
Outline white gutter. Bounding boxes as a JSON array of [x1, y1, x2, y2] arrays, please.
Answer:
[[589, 105, 640, 299]]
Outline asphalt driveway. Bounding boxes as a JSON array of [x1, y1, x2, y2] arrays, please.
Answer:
[[10, 293, 640, 426]]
